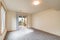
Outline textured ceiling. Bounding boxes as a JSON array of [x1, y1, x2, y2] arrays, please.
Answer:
[[3, 0, 60, 13]]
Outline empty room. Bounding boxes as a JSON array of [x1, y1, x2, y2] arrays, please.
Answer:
[[0, 0, 60, 40]]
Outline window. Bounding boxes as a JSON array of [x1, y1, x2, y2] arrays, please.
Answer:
[[0, 5, 6, 34]]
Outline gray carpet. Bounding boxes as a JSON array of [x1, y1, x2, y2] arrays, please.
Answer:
[[5, 28, 60, 40]]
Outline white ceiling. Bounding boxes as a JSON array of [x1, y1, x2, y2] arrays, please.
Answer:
[[3, 0, 60, 13]]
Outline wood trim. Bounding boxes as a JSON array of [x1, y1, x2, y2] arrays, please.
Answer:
[[7, 30, 18, 32], [0, 2, 1, 35], [4, 31, 7, 40], [0, 2, 7, 36], [0, 2, 2, 35], [1, 2, 6, 12]]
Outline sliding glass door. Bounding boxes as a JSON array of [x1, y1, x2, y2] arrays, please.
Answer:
[[18, 16, 27, 28]]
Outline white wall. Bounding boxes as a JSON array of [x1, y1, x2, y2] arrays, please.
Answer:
[[7, 11, 32, 31], [32, 9, 60, 36], [7, 11, 16, 31], [27, 15, 32, 28]]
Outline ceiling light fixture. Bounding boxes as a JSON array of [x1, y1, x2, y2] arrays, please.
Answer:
[[32, 0, 40, 5]]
